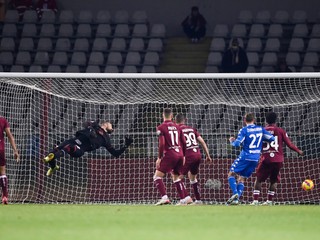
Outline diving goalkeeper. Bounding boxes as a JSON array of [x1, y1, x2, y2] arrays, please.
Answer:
[[43, 120, 133, 176]]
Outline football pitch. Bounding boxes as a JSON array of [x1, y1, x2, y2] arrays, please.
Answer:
[[2, 204, 320, 240]]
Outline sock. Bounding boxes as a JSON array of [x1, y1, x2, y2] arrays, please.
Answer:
[[174, 179, 186, 200], [190, 180, 201, 200], [228, 176, 238, 195], [237, 182, 245, 198], [154, 177, 166, 197], [0, 175, 8, 198], [253, 190, 260, 201], [267, 191, 275, 201], [181, 181, 189, 199]]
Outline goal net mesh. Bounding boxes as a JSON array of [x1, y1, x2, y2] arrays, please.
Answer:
[[0, 73, 319, 204]]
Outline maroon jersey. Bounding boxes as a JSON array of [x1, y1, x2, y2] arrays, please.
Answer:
[[0, 117, 9, 150], [157, 120, 184, 158], [262, 124, 300, 163], [178, 124, 201, 160]]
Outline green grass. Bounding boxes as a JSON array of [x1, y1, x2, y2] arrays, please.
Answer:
[[2, 204, 320, 240]]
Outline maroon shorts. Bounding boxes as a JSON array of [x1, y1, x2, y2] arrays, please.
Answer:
[[180, 156, 201, 176], [0, 150, 5, 166], [157, 153, 184, 175], [256, 161, 283, 183]]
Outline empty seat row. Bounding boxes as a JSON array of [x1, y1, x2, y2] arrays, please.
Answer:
[[205, 65, 318, 73], [4, 9, 149, 24]]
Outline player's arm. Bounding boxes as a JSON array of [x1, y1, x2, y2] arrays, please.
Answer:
[[282, 130, 304, 156], [229, 128, 245, 147], [106, 136, 133, 158], [4, 127, 19, 161], [197, 136, 213, 163], [156, 128, 165, 169], [262, 128, 275, 142]]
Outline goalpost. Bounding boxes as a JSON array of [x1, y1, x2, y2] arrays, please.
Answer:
[[0, 73, 319, 204]]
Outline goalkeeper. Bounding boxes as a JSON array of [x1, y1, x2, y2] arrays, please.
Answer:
[[43, 120, 133, 176]]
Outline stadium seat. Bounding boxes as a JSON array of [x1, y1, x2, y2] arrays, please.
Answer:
[[0, 38, 15, 52], [77, 10, 93, 23], [52, 52, 68, 66], [260, 66, 274, 72], [10, 65, 25, 72], [40, 24, 56, 37], [34, 52, 50, 66], [291, 10, 307, 24], [94, 10, 111, 24], [37, 38, 53, 51], [310, 24, 320, 37], [131, 10, 148, 24], [212, 24, 229, 38], [40, 11, 56, 24], [73, 38, 90, 52], [125, 52, 141, 65], [66, 65, 81, 73], [288, 38, 305, 52], [0, 52, 14, 65], [76, 24, 92, 38], [110, 38, 127, 51], [249, 24, 265, 37], [113, 10, 129, 24], [59, 10, 74, 23], [132, 24, 148, 37], [86, 65, 101, 73], [58, 24, 74, 38], [0, 65, 3, 72], [246, 38, 262, 52], [237, 10, 253, 24], [96, 24, 112, 38], [205, 66, 219, 73], [292, 24, 309, 37], [307, 38, 320, 52], [303, 52, 319, 66], [107, 52, 123, 65], [23, 10, 37, 23], [209, 38, 226, 52], [21, 24, 37, 37], [92, 38, 108, 51], [300, 66, 315, 72], [261, 52, 277, 66], [71, 52, 87, 66], [2, 24, 17, 37], [47, 65, 62, 72], [143, 52, 160, 66], [264, 38, 280, 52], [4, 10, 19, 23], [129, 38, 145, 51], [55, 38, 71, 51], [207, 52, 222, 66], [150, 24, 166, 38], [18, 38, 34, 51], [104, 65, 119, 73], [29, 65, 43, 72], [147, 38, 163, 52], [272, 10, 289, 24], [231, 24, 247, 38], [285, 52, 301, 66], [254, 10, 271, 24], [268, 24, 283, 38], [15, 51, 31, 66], [141, 65, 156, 73], [123, 65, 138, 73], [114, 24, 130, 37], [88, 52, 104, 66], [247, 52, 259, 66], [246, 66, 256, 72]]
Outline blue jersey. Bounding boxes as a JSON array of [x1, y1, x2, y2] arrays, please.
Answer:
[[231, 124, 275, 161]]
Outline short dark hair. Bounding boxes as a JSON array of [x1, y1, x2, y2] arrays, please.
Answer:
[[175, 113, 185, 124], [191, 6, 199, 12], [245, 113, 254, 123], [266, 112, 277, 124], [163, 108, 172, 118]]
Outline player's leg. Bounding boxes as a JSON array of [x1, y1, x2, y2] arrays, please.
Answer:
[[154, 170, 170, 205], [0, 151, 8, 204], [188, 159, 202, 204], [227, 158, 241, 203], [236, 175, 245, 199], [173, 158, 192, 205], [263, 162, 282, 205], [251, 161, 269, 205]]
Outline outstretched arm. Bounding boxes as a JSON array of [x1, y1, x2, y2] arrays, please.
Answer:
[[106, 136, 133, 158], [197, 136, 212, 163], [4, 128, 19, 162], [262, 128, 275, 143], [282, 131, 304, 156], [230, 129, 245, 147]]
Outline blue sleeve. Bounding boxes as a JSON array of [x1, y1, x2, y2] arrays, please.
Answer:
[[262, 128, 275, 142], [231, 128, 246, 147]]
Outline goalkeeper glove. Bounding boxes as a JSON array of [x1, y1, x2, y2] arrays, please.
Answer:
[[124, 135, 133, 147]]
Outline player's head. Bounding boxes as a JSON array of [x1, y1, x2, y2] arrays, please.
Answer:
[[175, 113, 186, 124], [266, 112, 277, 124], [100, 121, 114, 134], [163, 108, 173, 120], [191, 6, 199, 16], [244, 113, 255, 124]]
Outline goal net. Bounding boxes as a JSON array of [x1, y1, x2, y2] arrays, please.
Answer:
[[0, 73, 319, 204]]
